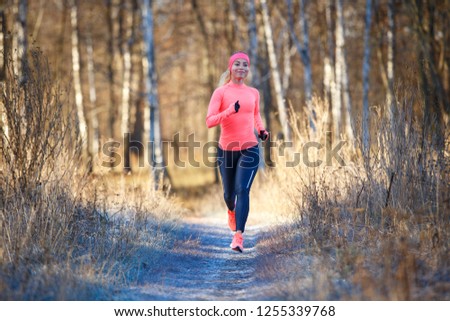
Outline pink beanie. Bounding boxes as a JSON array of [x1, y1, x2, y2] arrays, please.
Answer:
[[228, 52, 250, 71]]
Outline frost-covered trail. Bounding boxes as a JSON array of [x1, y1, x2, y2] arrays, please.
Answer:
[[114, 214, 273, 301]]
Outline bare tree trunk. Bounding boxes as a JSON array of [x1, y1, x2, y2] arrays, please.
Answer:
[[107, 0, 120, 143], [86, 30, 99, 172], [70, 0, 88, 159], [323, 52, 333, 132], [31, 0, 45, 40], [0, 8, 5, 82], [286, 0, 315, 133], [362, 0, 372, 156], [442, 0, 449, 100], [299, 0, 315, 133], [333, 0, 343, 140], [56, 0, 67, 73], [257, 12, 274, 167], [192, 0, 220, 183], [325, 0, 338, 138], [247, 0, 268, 169], [386, 0, 395, 128], [191, 0, 215, 94], [335, 0, 354, 142], [425, 0, 450, 124], [282, 30, 292, 97], [261, 0, 291, 141], [121, 1, 133, 172], [141, 37, 151, 170], [228, 0, 246, 49], [141, 0, 165, 188], [130, 0, 144, 170], [0, 9, 8, 143], [12, 0, 27, 80], [247, 0, 260, 88], [411, 0, 448, 150], [415, 0, 430, 170]]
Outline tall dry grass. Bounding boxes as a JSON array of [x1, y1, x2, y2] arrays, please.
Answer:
[[255, 94, 449, 300], [0, 49, 182, 300]]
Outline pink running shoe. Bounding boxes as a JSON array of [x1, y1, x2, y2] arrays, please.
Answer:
[[228, 209, 236, 231], [230, 233, 244, 252]]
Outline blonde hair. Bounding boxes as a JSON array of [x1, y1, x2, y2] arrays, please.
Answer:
[[218, 69, 231, 87]]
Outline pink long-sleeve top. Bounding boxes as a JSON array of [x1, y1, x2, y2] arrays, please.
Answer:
[[206, 82, 265, 151]]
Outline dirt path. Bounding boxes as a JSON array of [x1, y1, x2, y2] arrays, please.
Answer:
[[115, 213, 273, 300]]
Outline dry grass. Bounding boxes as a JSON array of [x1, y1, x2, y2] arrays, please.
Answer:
[[1, 49, 447, 301], [254, 96, 450, 300], [0, 50, 183, 300]]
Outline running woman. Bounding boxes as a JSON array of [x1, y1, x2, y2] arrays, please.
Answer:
[[206, 51, 269, 252]]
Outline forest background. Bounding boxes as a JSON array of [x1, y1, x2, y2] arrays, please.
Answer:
[[0, 0, 448, 300]]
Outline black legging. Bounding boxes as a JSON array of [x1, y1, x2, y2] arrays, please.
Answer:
[[217, 145, 260, 232]]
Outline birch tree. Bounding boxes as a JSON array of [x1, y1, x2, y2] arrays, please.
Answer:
[[141, 0, 165, 187], [120, 1, 133, 172], [12, 0, 27, 80], [286, 0, 315, 133], [362, 0, 372, 156], [247, 0, 271, 168], [228, 0, 246, 49], [335, 0, 354, 142], [0, 8, 8, 142], [191, 0, 220, 183], [0, 8, 4, 80], [411, 0, 449, 148], [129, 0, 143, 169], [107, 0, 120, 142], [70, 0, 88, 158], [325, 0, 338, 138], [86, 30, 99, 171], [56, 0, 68, 74], [300, 0, 315, 132], [247, 0, 260, 88], [191, 0, 215, 94], [281, 30, 292, 97], [386, 0, 395, 128], [261, 0, 291, 141]]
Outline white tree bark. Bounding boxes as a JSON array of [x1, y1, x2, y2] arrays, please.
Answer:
[[335, 0, 354, 142], [70, 0, 88, 155], [325, 0, 339, 139], [141, 0, 165, 186], [362, 0, 372, 156], [261, 0, 291, 141], [121, 41, 131, 143], [386, 0, 395, 128], [282, 31, 292, 97], [141, 39, 151, 169], [0, 9, 4, 77], [121, 1, 133, 171], [86, 30, 99, 167]]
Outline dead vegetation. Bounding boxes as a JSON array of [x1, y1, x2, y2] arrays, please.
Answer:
[[0, 50, 182, 300], [254, 96, 449, 300]]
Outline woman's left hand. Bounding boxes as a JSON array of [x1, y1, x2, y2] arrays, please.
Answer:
[[259, 130, 269, 141]]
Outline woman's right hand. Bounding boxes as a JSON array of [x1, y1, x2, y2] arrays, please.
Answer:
[[234, 100, 240, 113], [227, 100, 240, 114]]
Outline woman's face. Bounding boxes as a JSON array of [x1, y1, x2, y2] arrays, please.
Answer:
[[230, 58, 249, 80]]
